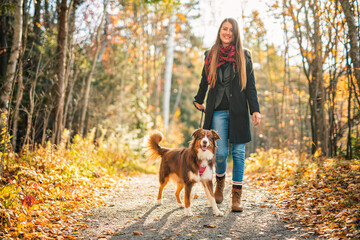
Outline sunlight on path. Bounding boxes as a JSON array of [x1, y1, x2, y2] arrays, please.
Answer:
[[79, 174, 317, 239]]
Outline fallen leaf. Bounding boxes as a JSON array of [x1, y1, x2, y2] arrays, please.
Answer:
[[204, 224, 216, 228], [133, 231, 143, 235], [103, 228, 115, 235]]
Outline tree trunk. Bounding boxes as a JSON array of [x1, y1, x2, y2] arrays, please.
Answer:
[[340, 0, 360, 94], [346, 68, 352, 160], [23, 54, 41, 148], [169, 83, 182, 131], [312, 2, 328, 156], [0, 15, 8, 80], [62, 0, 79, 131], [44, 0, 50, 31], [118, 51, 129, 125], [79, 8, 106, 136], [54, 0, 68, 144], [288, 0, 329, 156], [307, 15, 328, 156], [12, 0, 29, 150], [63, 66, 77, 130], [41, 108, 51, 146], [0, 0, 23, 111], [162, 13, 176, 130], [33, 0, 41, 44], [12, 53, 24, 150]]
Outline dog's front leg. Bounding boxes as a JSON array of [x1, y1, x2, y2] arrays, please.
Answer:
[[184, 182, 194, 216], [203, 181, 223, 216]]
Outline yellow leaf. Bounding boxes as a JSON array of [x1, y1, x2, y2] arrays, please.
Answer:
[[31, 204, 39, 210], [314, 147, 322, 157], [176, 13, 187, 21], [18, 213, 27, 222]]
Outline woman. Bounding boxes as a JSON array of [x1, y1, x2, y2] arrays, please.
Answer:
[[193, 18, 261, 212]]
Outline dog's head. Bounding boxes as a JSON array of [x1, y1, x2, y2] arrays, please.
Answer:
[[191, 128, 220, 154]]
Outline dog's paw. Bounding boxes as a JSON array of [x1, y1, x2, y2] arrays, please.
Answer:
[[214, 210, 224, 217], [156, 199, 162, 205], [178, 203, 184, 208], [185, 208, 193, 216]]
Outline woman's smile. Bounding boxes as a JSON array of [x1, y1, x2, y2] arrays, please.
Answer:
[[220, 22, 233, 46]]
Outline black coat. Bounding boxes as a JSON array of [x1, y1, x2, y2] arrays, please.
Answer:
[[194, 49, 260, 144]]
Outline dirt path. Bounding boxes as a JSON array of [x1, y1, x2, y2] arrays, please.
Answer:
[[78, 174, 317, 239]]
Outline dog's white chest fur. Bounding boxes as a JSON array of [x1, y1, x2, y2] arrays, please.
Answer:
[[188, 160, 213, 182], [197, 149, 214, 161]]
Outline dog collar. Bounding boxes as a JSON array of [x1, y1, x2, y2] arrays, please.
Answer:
[[199, 166, 206, 176]]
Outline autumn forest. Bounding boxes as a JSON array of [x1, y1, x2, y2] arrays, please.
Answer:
[[0, 0, 359, 239]]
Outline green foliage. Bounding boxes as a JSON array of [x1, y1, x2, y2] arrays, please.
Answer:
[[338, 135, 360, 159], [0, 3, 15, 15], [0, 184, 19, 209]]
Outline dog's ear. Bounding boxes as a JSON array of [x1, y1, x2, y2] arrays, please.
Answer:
[[210, 130, 221, 141], [192, 128, 203, 139]]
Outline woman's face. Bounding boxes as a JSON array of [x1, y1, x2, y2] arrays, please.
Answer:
[[219, 21, 233, 47]]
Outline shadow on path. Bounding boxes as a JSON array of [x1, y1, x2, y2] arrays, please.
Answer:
[[79, 174, 318, 240]]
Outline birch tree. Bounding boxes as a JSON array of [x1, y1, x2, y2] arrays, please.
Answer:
[[163, 12, 176, 130]]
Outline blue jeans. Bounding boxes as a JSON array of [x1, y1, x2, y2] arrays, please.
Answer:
[[211, 110, 246, 185]]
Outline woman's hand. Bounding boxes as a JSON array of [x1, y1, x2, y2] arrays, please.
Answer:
[[194, 102, 206, 111], [252, 112, 261, 126]]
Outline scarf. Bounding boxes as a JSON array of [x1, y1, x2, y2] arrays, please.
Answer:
[[204, 44, 236, 84]]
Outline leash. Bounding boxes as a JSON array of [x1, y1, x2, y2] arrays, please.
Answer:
[[199, 110, 204, 128], [193, 100, 205, 128]]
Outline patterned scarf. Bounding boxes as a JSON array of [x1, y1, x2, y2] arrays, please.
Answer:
[[204, 44, 236, 84]]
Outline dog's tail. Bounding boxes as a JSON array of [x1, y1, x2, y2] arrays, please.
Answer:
[[144, 130, 169, 161]]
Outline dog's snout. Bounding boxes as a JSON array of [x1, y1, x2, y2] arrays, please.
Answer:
[[201, 138, 208, 145]]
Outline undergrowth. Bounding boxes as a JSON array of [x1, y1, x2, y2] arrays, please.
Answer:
[[0, 128, 154, 239], [246, 148, 360, 239]]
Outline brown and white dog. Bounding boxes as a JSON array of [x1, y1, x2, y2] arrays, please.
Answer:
[[144, 128, 223, 216]]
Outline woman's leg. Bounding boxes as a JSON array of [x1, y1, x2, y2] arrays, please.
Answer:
[[231, 143, 246, 212], [231, 143, 246, 185], [211, 110, 229, 204], [211, 110, 229, 177]]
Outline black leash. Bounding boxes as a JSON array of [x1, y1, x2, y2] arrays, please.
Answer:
[[199, 110, 204, 128], [193, 100, 205, 128]]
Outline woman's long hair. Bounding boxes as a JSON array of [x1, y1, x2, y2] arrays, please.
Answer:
[[207, 18, 247, 90]]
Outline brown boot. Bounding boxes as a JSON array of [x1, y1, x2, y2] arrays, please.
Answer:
[[231, 187, 243, 212], [214, 175, 225, 204]]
